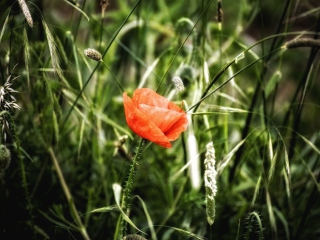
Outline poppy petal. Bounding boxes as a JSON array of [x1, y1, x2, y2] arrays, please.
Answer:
[[123, 92, 172, 148], [165, 114, 189, 141], [123, 89, 188, 148], [132, 88, 170, 108], [138, 104, 184, 133]]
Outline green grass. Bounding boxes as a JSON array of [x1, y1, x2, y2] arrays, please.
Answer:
[[0, 0, 320, 239]]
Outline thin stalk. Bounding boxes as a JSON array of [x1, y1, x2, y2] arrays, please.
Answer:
[[117, 138, 144, 239], [188, 47, 283, 112], [287, 12, 320, 159], [228, 0, 293, 183], [190, 29, 302, 112], [48, 147, 90, 240], [61, 0, 141, 129], [74, 0, 87, 42], [100, 60, 124, 93], [156, 0, 214, 92]]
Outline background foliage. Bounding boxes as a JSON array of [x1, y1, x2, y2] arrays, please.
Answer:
[[0, 0, 320, 239]]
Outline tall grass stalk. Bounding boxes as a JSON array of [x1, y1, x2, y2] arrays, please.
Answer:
[[48, 147, 90, 240]]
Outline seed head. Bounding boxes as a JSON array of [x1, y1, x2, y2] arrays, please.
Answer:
[[123, 234, 147, 240], [204, 141, 217, 225], [18, 0, 33, 28], [101, 0, 109, 16], [0, 71, 21, 141], [172, 76, 185, 91], [84, 48, 102, 61], [284, 38, 320, 49], [0, 76, 20, 111]]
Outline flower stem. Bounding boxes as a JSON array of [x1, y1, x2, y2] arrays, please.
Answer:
[[118, 138, 144, 239]]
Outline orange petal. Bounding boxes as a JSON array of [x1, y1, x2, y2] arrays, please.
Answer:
[[132, 88, 170, 108], [138, 104, 184, 133], [123, 92, 172, 148], [165, 114, 189, 141]]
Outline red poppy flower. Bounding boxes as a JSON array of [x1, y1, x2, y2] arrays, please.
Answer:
[[123, 88, 188, 148]]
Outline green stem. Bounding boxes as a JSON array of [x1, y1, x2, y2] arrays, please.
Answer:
[[100, 60, 124, 93], [118, 138, 144, 239], [61, 0, 141, 130]]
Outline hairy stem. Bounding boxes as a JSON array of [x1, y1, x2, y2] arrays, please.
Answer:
[[118, 138, 144, 239]]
